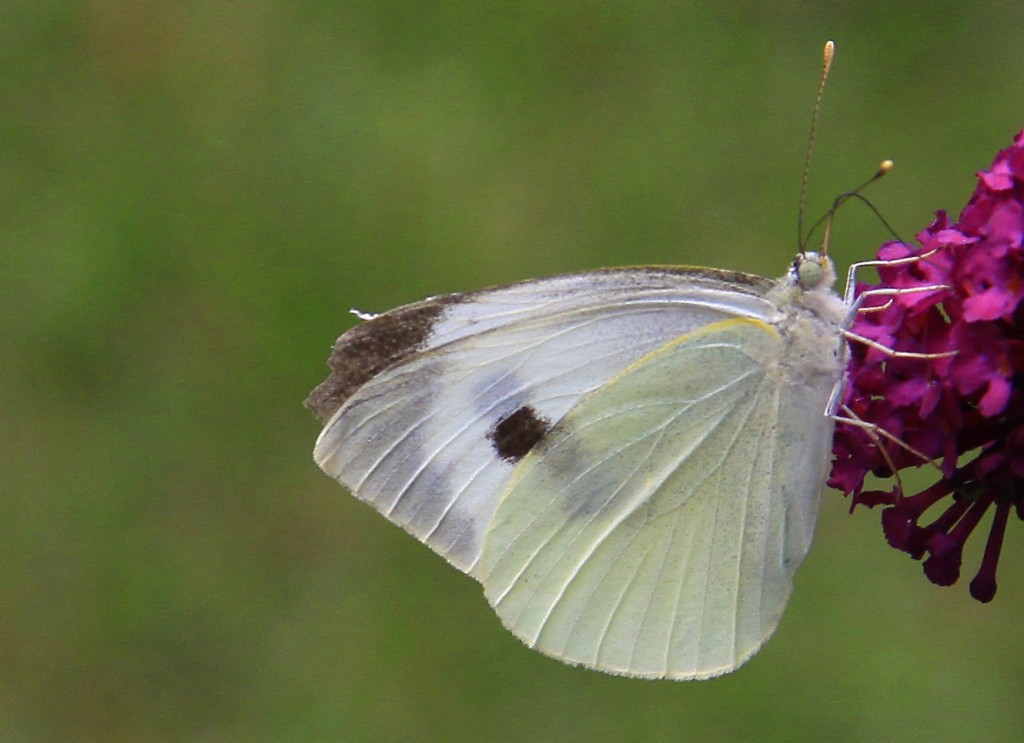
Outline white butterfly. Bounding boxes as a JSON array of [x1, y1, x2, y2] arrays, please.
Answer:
[[306, 254, 851, 679]]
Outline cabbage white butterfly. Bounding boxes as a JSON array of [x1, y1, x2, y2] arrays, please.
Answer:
[[306, 42, 863, 679], [306, 253, 852, 679]]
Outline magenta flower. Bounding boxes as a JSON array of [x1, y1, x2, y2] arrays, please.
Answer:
[[830, 130, 1024, 603]]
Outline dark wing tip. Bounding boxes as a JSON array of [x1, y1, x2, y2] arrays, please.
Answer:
[[304, 296, 456, 423]]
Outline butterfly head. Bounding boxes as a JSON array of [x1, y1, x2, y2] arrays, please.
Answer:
[[792, 251, 837, 292]]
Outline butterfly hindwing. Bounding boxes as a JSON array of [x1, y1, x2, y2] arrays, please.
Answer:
[[476, 317, 837, 679]]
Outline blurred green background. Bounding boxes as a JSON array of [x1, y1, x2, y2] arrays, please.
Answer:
[[3, 2, 1023, 741]]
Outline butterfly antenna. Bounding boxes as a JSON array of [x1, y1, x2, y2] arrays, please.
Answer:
[[816, 160, 896, 256], [797, 40, 835, 254]]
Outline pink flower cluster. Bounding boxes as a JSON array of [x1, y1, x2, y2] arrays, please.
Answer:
[[830, 130, 1024, 602]]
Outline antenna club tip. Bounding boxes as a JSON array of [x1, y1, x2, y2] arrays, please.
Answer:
[[823, 40, 835, 66], [878, 159, 894, 176]]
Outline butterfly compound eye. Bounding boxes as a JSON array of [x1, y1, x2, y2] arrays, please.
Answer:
[[794, 254, 826, 289]]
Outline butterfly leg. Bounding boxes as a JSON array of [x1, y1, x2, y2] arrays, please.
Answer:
[[842, 247, 942, 306]]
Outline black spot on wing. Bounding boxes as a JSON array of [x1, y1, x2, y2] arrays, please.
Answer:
[[304, 296, 457, 422], [489, 405, 552, 462]]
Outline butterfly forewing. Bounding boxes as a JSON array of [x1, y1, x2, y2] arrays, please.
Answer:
[[310, 268, 776, 573]]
